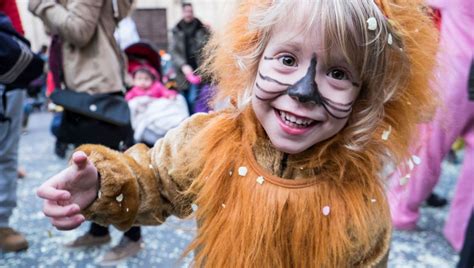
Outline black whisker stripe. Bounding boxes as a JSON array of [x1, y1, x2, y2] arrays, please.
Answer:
[[255, 93, 283, 102], [321, 96, 354, 107], [255, 82, 287, 95], [258, 72, 292, 87], [322, 100, 353, 113], [321, 104, 351, 119]]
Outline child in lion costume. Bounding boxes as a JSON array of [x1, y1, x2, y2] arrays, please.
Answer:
[[37, 0, 438, 266]]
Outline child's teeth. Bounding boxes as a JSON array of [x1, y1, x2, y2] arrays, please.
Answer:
[[279, 110, 314, 128]]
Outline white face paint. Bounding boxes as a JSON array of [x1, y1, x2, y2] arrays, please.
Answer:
[[252, 22, 361, 154]]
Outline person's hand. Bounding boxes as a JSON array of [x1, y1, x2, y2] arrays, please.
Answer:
[[181, 65, 194, 76], [185, 73, 201, 85], [36, 151, 99, 230]]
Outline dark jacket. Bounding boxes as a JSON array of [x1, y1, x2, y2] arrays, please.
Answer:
[[169, 18, 209, 91]]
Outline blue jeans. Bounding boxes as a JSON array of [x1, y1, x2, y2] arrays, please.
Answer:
[[183, 84, 199, 115], [0, 89, 25, 227]]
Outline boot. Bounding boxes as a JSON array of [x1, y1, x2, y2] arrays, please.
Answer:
[[0, 227, 28, 252]]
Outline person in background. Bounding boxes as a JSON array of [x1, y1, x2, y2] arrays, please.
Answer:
[[126, 65, 177, 101], [169, 2, 210, 113], [28, 0, 143, 265], [0, 0, 30, 252], [114, 16, 140, 51], [457, 60, 474, 268], [389, 0, 474, 252]]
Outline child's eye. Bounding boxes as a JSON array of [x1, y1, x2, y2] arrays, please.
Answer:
[[277, 55, 298, 67], [327, 69, 349, 80]]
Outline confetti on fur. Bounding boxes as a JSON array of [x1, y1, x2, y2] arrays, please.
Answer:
[[367, 17, 377, 31], [238, 166, 248, 176], [116, 193, 124, 202], [381, 125, 392, 141], [322, 206, 331, 216], [256, 176, 265, 185]]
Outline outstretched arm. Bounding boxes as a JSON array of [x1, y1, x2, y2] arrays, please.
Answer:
[[37, 113, 217, 231]]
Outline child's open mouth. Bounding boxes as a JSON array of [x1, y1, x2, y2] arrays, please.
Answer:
[[275, 109, 319, 134]]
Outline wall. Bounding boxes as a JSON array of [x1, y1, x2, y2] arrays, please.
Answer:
[[16, 0, 238, 51]]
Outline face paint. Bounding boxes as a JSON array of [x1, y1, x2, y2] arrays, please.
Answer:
[[286, 55, 322, 104], [256, 55, 355, 119], [251, 21, 361, 154]]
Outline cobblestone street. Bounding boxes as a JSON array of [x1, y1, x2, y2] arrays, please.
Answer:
[[0, 112, 461, 267]]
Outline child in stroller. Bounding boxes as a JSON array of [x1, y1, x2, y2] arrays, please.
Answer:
[[125, 42, 189, 146]]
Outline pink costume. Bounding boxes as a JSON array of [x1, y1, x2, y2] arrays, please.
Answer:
[[125, 82, 177, 101], [389, 0, 474, 251]]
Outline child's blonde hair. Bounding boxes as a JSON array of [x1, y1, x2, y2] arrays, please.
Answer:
[[202, 0, 438, 164]]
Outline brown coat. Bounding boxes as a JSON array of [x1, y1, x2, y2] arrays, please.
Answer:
[[78, 106, 390, 267], [28, 0, 132, 94]]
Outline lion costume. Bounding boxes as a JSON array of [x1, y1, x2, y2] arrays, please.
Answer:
[[78, 0, 438, 266]]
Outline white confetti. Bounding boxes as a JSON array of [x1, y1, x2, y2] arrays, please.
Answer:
[[367, 17, 377, 31], [191, 203, 198, 211], [322, 206, 331, 216], [256, 176, 265, 185], [300, 167, 304, 170], [221, 203, 226, 208], [388, 33, 393, 45], [399, 174, 410, 186], [98, 191, 102, 199], [229, 170, 233, 176], [381, 125, 392, 141], [126, 207, 129, 212], [238, 166, 248, 176], [371, 198, 377, 203], [149, 164, 153, 169], [407, 159, 415, 171], [116, 193, 124, 202], [412, 155, 421, 165]]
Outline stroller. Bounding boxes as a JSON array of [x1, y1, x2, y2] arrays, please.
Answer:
[[124, 41, 189, 146]]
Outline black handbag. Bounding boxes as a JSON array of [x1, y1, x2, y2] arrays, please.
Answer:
[[50, 90, 130, 126], [50, 90, 133, 150]]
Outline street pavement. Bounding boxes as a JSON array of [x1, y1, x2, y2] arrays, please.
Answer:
[[0, 112, 461, 267]]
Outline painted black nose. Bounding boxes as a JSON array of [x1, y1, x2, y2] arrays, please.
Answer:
[[287, 56, 323, 104]]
